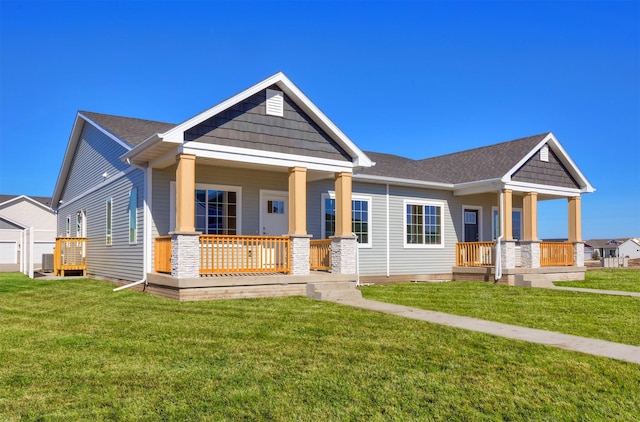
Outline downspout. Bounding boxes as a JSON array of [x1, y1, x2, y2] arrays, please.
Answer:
[[495, 189, 503, 281], [114, 159, 148, 292]]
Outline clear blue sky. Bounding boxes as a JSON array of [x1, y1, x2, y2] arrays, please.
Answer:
[[1, 1, 638, 240]]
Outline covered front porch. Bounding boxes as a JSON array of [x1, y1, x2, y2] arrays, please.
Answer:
[[453, 189, 586, 285]]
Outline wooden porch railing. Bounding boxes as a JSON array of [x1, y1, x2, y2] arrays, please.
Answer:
[[310, 239, 332, 271], [540, 242, 574, 266], [199, 235, 290, 274], [154, 236, 172, 273], [456, 241, 495, 267], [54, 237, 87, 276]]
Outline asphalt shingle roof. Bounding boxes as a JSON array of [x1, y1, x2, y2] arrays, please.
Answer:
[[0, 195, 53, 207], [81, 110, 549, 186], [80, 111, 176, 147]]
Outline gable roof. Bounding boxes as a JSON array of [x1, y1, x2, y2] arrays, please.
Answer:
[[121, 72, 373, 169], [356, 132, 594, 195], [0, 194, 54, 211], [80, 111, 176, 148]]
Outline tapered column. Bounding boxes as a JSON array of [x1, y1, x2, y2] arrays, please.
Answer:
[[288, 167, 307, 235], [568, 196, 582, 242], [523, 192, 538, 241], [334, 172, 353, 237], [175, 153, 196, 233], [503, 189, 513, 241]]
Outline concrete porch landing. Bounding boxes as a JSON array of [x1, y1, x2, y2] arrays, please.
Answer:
[[146, 272, 359, 301], [452, 266, 587, 286]]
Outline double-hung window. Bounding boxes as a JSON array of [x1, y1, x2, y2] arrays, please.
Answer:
[[128, 188, 137, 244], [491, 207, 523, 240], [106, 199, 113, 245], [404, 200, 444, 247], [321, 193, 371, 247], [170, 182, 242, 234]]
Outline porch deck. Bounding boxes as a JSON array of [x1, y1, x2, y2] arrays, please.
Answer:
[[54, 237, 86, 276]]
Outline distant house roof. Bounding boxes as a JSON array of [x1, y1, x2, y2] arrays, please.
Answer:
[[585, 238, 629, 249], [0, 194, 53, 208]]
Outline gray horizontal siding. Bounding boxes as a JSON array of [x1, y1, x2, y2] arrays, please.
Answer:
[[61, 122, 130, 203], [184, 87, 351, 161], [512, 147, 579, 189], [57, 169, 144, 281]]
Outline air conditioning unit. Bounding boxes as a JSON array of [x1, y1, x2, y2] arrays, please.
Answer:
[[42, 254, 54, 272]]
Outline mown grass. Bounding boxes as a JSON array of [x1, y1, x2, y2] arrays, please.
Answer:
[[554, 268, 640, 292], [1, 272, 639, 420], [361, 275, 640, 346]]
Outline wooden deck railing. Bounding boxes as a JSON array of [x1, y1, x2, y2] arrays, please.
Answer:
[[154, 236, 172, 273], [54, 237, 87, 276], [540, 242, 574, 266], [310, 239, 332, 271], [456, 241, 495, 267], [199, 235, 290, 274]]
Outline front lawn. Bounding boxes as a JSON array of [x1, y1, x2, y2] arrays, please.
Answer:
[[1, 273, 639, 420], [554, 268, 640, 292], [360, 278, 640, 346]]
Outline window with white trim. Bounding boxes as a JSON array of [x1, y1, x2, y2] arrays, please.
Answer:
[[492, 207, 523, 240], [106, 199, 113, 245], [321, 193, 371, 247], [128, 188, 137, 244], [66, 216, 71, 236], [404, 200, 444, 247]]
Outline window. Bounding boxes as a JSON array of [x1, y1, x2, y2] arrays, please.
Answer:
[[267, 200, 285, 214], [322, 194, 371, 247], [106, 199, 112, 245], [404, 200, 443, 247], [128, 188, 137, 244], [66, 216, 71, 236], [195, 187, 238, 235], [76, 210, 85, 237], [492, 208, 523, 240]]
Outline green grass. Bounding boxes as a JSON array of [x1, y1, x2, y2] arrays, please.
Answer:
[[554, 268, 640, 292], [1, 273, 639, 420], [361, 277, 640, 347]]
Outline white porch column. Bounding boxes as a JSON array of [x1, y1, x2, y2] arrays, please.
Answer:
[[170, 153, 200, 279]]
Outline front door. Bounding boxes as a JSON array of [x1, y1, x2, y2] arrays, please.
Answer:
[[261, 191, 288, 236], [464, 209, 479, 242]]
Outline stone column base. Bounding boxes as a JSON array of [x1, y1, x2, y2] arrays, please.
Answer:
[[330, 235, 357, 275], [573, 242, 584, 267], [500, 240, 517, 270], [290, 234, 312, 275], [520, 240, 541, 269], [171, 231, 201, 278]]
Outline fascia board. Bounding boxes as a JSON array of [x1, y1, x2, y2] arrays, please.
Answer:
[[0, 214, 29, 229], [0, 195, 54, 213], [182, 144, 354, 173], [52, 114, 85, 209], [353, 174, 454, 190], [452, 179, 504, 196], [505, 180, 582, 197], [503, 132, 595, 193]]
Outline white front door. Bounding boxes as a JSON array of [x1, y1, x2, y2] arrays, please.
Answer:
[[260, 191, 288, 236]]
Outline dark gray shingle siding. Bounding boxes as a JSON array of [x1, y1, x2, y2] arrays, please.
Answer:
[[512, 147, 580, 188], [184, 88, 351, 161]]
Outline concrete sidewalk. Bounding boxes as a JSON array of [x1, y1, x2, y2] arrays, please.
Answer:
[[332, 297, 640, 365], [548, 285, 640, 297]]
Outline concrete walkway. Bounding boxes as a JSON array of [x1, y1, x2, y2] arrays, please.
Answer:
[[331, 297, 640, 365], [548, 285, 640, 297]]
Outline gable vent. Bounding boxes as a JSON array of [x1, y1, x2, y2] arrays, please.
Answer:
[[540, 145, 549, 162], [266, 89, 284, 117]]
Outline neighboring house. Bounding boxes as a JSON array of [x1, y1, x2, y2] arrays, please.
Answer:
[[51, 72, 594, 299], [0, 195, 57, 273], [586, 238, 636, 259]]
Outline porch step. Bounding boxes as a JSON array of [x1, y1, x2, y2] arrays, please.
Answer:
[[306, 281, 362, 301], [514, 274, 556, 288]]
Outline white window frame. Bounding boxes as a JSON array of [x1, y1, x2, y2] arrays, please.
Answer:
[[106, 199, 113, 245], [491, 206, 523, 240], [128, 188, 137, 245], [66, 216, 71, 236], [321, 192, 372, 248], [169, 182, 242, 234], [403, 199, 445, 249]]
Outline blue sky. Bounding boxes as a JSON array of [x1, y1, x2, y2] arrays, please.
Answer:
[[1, 0, 638, 240]]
